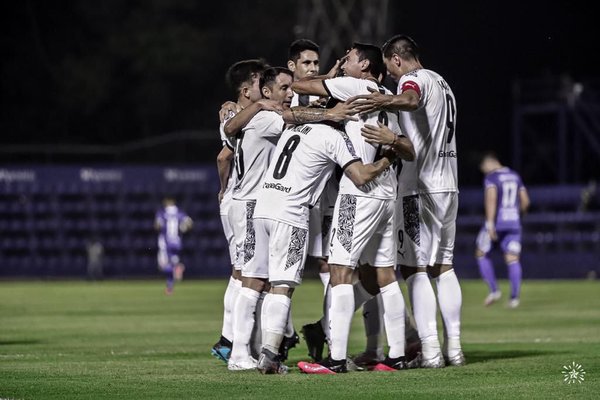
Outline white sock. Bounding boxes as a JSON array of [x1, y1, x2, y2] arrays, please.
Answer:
[[284, 305, 295, 338], [329, 284, 354, 361], [319, 272, 330, 291], [261, 293, 290, 354], [380, 281, 405, 359], [406, 272, 440, 359], [250, 291, 265, 359], [362, 295, 384, 357], [221, 276, 241, 342], [230, 287, 260, 361], [320, 284, 332, 339], [436, 269, 463, 357]]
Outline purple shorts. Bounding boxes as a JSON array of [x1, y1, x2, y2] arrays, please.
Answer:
[[476, 227, 522, 255]]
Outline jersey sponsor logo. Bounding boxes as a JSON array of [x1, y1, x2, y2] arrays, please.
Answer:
[[438, 150, 457, 158], [263, 181, 292, 193]]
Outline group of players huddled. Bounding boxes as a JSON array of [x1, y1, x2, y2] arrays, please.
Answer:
[[211, 34, 465, 375]]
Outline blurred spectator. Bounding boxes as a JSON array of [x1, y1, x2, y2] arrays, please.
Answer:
[[86, 237, 104, 281]]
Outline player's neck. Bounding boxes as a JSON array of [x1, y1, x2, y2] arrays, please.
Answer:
[[364, 75, 380, 85], [238, 97, 252, 109]]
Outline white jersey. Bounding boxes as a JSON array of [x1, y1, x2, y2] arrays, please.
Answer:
[[323, 76, 400, 200], [232, 110, 285, 201], [291, 92, 321, 107], [219, 115, 237, 216], [254, 123, 360, 229], [396, 69, 458, 195]]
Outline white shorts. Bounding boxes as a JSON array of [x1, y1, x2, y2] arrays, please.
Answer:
[[328, 194, 396, 268], [307, 200, 324, 258], [244, 218, 308, 286], [229, 199, 257, 270], [395, 192, 457, 267], [220, 214, 237, 268]]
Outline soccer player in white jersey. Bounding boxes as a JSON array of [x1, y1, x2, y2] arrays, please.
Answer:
[[250, 106, 400, 373], [292, 42, 415, 373], [351, 34, 465, 367], [222, 67, 294, 371], [212, 59, 268, 363], [287, 38, 337, 295]]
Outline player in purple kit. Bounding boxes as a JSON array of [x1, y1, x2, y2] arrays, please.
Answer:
[[476, 152, 530, 308], [155, 197, 193, 295]]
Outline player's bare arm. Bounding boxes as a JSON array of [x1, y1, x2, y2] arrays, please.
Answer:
[[291, 79, 329, 97], [223, 99, 283, 137], [361, 122, 415, 161], [219, 101, 241, 123], [519, 188, 531, 214], [216, 146, 234, 204], [347, 86, 420, 114], [484, 186, 498, 241], [282, 102, 359, 125], [343, 149, 397, 187]]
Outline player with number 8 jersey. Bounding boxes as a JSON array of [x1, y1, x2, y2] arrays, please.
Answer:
[[250, 117, 399, 373]]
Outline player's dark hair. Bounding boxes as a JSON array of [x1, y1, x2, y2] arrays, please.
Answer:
[[260, 67, 293, 91], [382, 34, 419, 60], [288, 39, 320, 62], [226, 59, 269, 97], [352, 42, 386, 82]]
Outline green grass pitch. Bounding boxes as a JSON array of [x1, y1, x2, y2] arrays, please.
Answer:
[[1, 278, 598, 399]]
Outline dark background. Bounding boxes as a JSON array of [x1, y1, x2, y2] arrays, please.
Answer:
[[1, 0, 598, 185]]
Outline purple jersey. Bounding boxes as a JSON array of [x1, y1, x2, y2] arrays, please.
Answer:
[[155, 205, 191, 251], [484, 167, 525, 231]]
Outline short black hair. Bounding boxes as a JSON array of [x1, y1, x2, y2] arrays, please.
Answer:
[[288, 39, 320, 62], [481, 151, 499, 162], [382, 34, 419, 60], [260, 67, 294, 92], [225, 59, 269, 97], [352, 42, 386, 81]]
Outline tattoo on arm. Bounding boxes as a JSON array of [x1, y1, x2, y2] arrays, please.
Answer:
[[290, 107, 330, 124]]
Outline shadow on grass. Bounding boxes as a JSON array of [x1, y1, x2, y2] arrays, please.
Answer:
[[466, 349, 558, 364], [0, 339, 43, 346]]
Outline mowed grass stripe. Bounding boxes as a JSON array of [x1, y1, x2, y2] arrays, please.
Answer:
[[1, 279, 598, 399]]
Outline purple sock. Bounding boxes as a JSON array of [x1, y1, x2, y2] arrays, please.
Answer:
[[477, 256, 498, 293], [507, 261, 522, 299], [164, 266, 174, 290]]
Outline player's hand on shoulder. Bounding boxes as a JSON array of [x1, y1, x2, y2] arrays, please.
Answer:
[[361, 121, 394, 145], [329, 101, 359, 122], [347, 87, 387, 115], [219, 101, 241, 122]]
